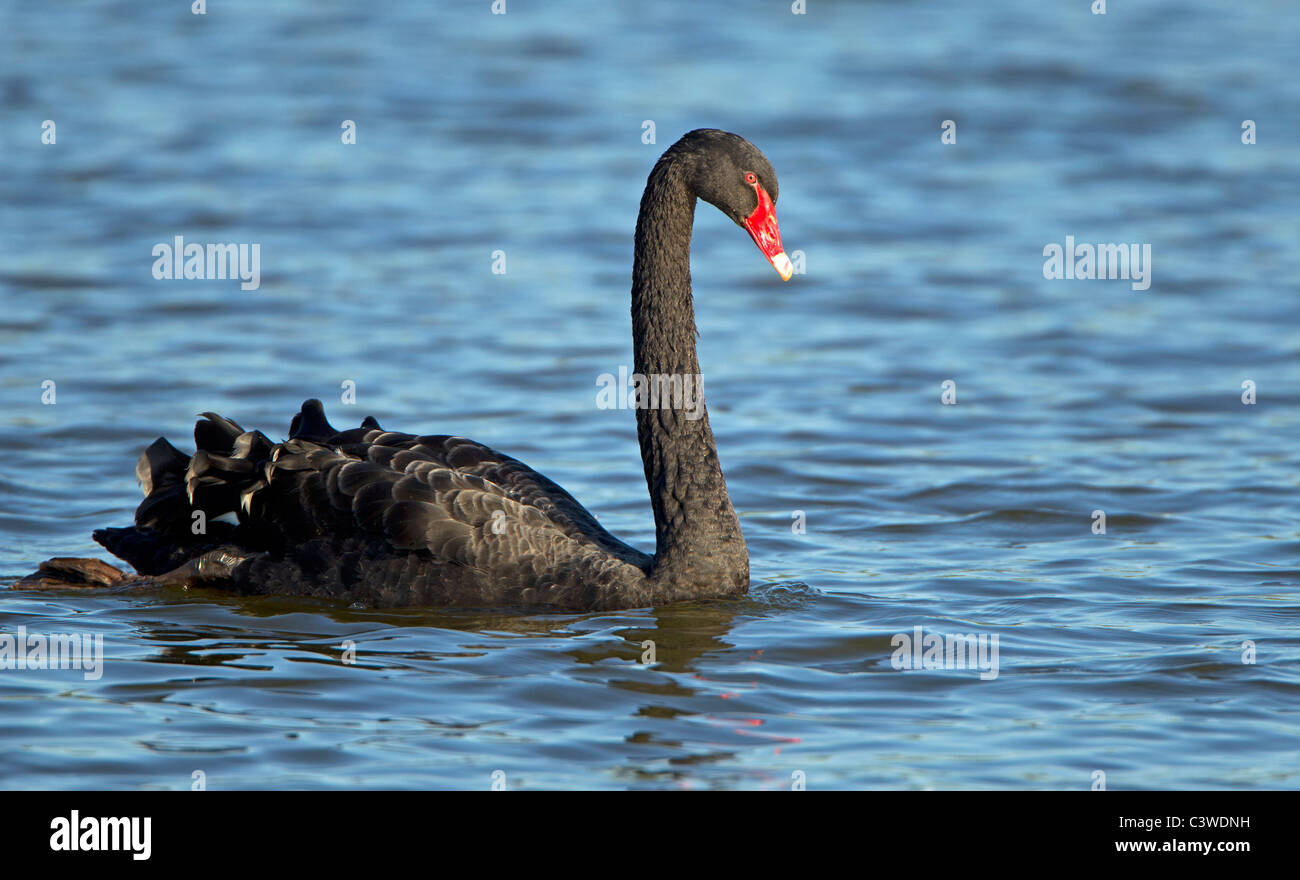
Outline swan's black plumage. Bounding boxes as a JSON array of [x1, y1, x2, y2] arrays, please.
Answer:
[[95, 399, 655, 608], [32, 129, 789, 610]]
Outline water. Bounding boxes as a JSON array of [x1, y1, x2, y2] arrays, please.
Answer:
[[2, 0, 1298, 789]]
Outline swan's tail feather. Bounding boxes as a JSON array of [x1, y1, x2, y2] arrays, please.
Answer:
[[93, 525, 238, 575], [136, 437, 190, 496], [195, 411, 246, 455], [77, 400, 377, 578], [289, 398, 338, 442]]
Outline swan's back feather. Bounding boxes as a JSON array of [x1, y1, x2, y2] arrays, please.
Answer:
[[97, 399, 652, 609]]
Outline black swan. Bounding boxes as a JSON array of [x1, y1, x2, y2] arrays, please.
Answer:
[[21, 129, 793, 610]]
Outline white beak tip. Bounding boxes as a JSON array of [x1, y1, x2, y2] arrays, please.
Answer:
[[771, 251, 794, 281]]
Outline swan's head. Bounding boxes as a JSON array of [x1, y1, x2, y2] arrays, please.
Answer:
[[677, 129, 793, 281]]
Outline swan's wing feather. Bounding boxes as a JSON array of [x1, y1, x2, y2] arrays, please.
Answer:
[[116, 401, 647, 581], [388, 433, 632, 558]]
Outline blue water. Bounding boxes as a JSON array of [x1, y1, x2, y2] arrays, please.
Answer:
[[2, 0, 1298, 789]]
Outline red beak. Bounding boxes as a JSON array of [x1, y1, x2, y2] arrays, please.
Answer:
[[741, 183, 793, 281]]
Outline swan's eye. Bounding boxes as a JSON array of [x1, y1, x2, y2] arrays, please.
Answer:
[[744, 172, 757, 185]]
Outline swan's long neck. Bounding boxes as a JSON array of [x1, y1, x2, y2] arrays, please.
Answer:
[[631, 156, 748, 596]]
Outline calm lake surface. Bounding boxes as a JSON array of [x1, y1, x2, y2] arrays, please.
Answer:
[[1, 0, 1298, 789]]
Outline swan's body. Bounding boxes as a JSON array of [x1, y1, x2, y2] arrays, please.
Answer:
[[25, 130, 792, 610]]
